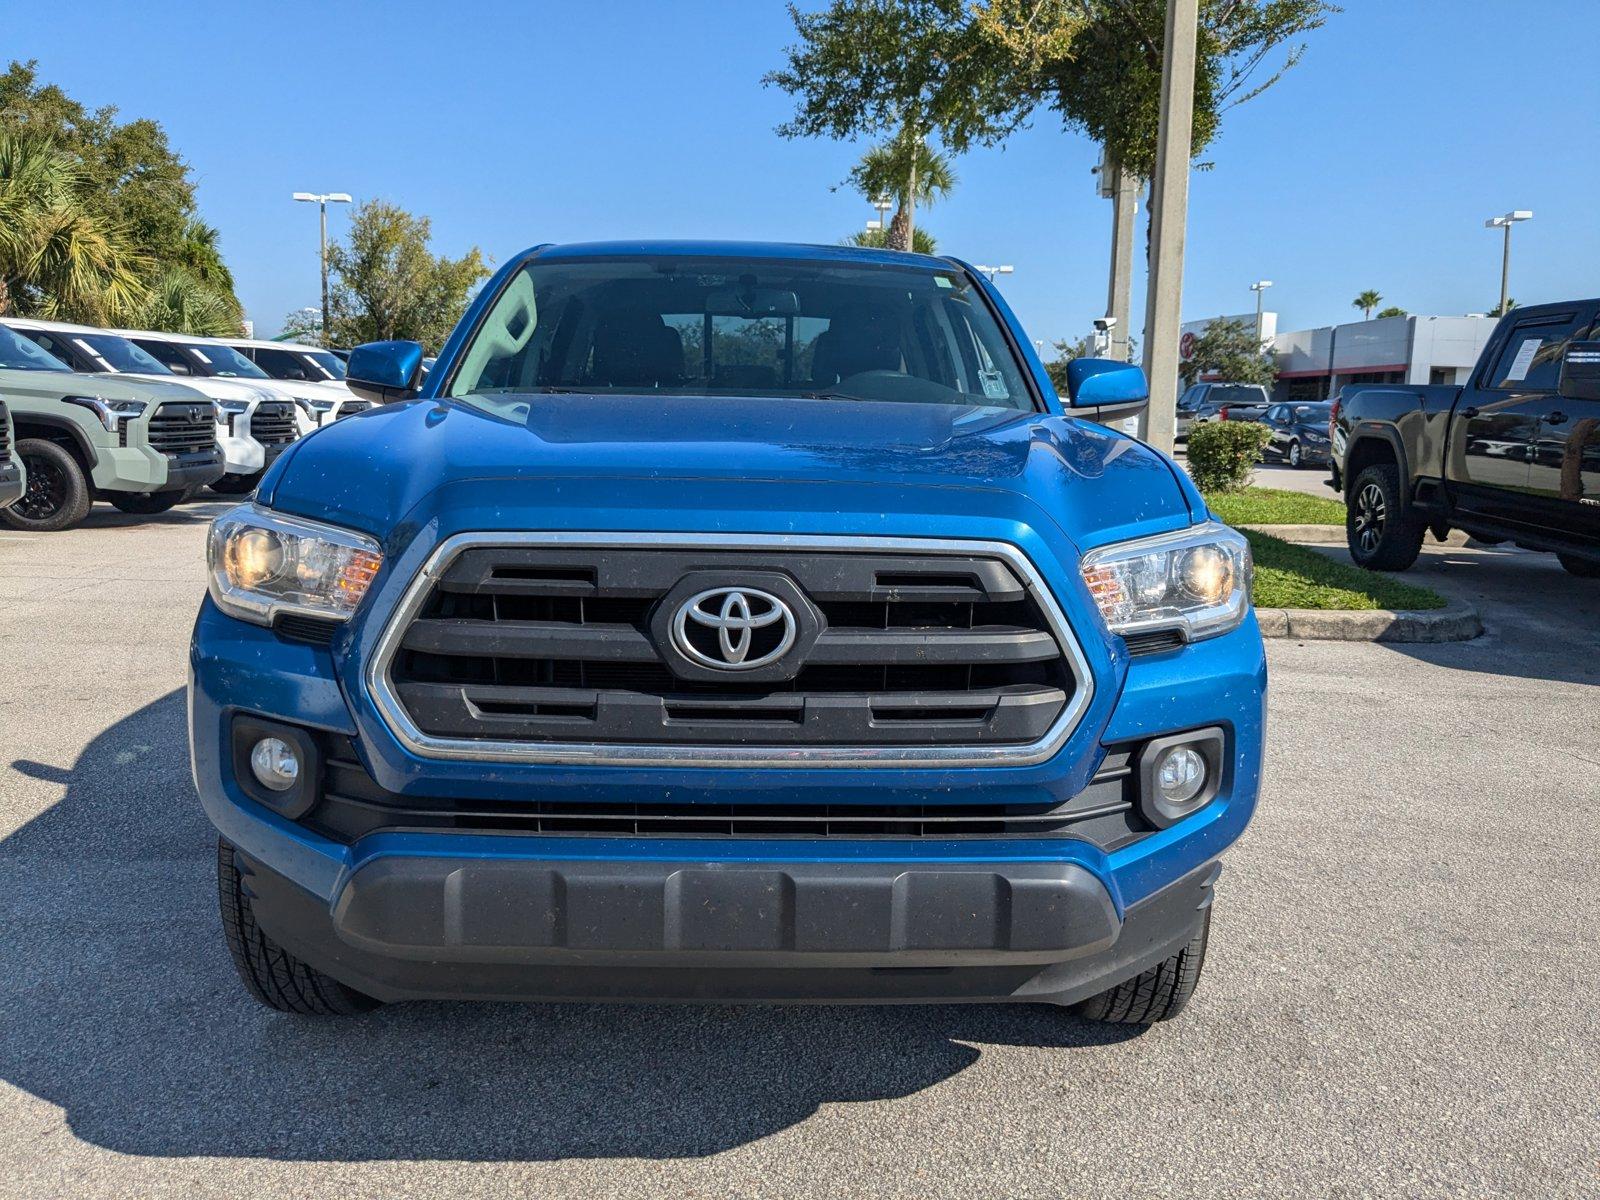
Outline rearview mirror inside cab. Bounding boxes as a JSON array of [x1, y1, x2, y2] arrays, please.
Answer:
[[1558, 342, 1600, 402]]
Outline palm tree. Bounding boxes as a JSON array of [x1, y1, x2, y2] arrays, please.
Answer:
[[1352, 289, 1382, 320], [847, 227, 938, 254], [0, 135, 148, 324], [849, 133, 956, 253], [135, 265, 240, 337]]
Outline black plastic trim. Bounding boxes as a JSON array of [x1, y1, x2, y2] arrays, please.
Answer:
[[1135, 727, 1226, 829], [230, 716, 322, 820]]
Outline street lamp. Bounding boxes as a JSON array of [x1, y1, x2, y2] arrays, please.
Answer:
[[1249, 280, 1273, 343], [866, 195, 894, 237], [972, 264, 1014, 284], [293, 191, 352, 341], [1484, 210, 1532, 317]]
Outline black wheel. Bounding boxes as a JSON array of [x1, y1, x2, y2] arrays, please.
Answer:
[[1347, 463, 1426, 571], [217, 839, 379, 1015], [1075, 910, 1210, 1025], [108, 489, 186, 515], [209, 471, 262, 496], [1557, 553, 1600, 579], [0, 438, 92, 532], [1288, 439, 1303, 468]]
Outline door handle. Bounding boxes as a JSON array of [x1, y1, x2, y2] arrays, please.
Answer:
[[1545, 411, 1568, 425], [1460, 406, 1480, 418]]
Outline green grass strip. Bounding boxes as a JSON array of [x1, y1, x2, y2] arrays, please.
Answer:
[[1206, 486, 1347, 526], [1244, 529, 1448, 611]]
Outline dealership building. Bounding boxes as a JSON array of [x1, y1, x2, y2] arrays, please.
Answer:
[[1179, 312, 1497, 402]]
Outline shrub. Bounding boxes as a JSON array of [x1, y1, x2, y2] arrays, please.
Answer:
[[1186, 421, 1273, 493]]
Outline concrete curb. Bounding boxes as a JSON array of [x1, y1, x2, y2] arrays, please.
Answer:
[[1241, 523, 1472, 546], [1255, 599, 1482, 642]]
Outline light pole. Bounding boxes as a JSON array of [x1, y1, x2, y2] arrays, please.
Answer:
[[1484, 210, 1531, 317], [1249, 280, 1273, 344], [866, 195, 894, 237], [972, 264, 1014, 284], [292, 191, 352, 341]]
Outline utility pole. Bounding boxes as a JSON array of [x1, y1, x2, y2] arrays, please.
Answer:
[[1103, 160, 1137, 364], [1139, 0, 1198, 454], [292, 191, 352, 343], [1484, 210, 1531, 317]]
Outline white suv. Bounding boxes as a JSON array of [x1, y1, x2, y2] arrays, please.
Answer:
[[225, 337, 375, 428]]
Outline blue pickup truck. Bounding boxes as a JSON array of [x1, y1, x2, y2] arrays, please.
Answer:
[[191, 242, 1265, 1024]]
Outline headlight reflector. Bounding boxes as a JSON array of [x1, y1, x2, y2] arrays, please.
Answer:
[[62, 395, 147, 432], [1081, 522, 1251, 642], [208, 505, 383, 624]]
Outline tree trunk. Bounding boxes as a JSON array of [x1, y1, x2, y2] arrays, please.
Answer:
[[888, 151, 917, 253]]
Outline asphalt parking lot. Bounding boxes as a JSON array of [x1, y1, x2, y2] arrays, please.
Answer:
[[2, 503, 1597, 1199]]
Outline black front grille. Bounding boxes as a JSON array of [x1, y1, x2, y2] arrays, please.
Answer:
[[304, 740, 1143, 847], [0, 400, 10, 464], [250, 403, 298, 445], [387, 545, 1079, 752], [147, 403, 217, 456]]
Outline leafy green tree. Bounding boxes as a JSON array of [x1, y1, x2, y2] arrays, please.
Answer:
[[1375, 305, 1407, 319], [847, 135, 956, 249], [0, 60, 242, 326], [766, 1, 1048, 250], [1021, 0, 1337, 182], [0, 134, 147, 323], [1181, 317, 1274, 386], [279, 307, 323, 342], [325, 200, 490, 350], [1352, 289, 1381, 319]]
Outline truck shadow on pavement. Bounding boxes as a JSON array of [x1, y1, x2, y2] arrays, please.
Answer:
[[0, 689, 1138, 1163]]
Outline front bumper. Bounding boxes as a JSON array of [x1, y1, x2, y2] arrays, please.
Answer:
[[0, 459, 22, 511], [238, 843, 1218, 1004]]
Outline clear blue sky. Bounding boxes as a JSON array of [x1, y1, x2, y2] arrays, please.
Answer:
[[11, 0, 1598, 341]]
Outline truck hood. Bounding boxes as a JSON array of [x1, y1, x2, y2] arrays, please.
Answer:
[[263, 393, 1197, 552], [123, 372, 274, 406], [0, 367, 214, 405]]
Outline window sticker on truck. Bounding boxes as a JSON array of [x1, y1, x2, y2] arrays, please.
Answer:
[[1504, 338, 1541, 382]]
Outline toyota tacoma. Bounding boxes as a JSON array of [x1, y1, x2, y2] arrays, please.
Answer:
[[191, 242, 1266, 1023]]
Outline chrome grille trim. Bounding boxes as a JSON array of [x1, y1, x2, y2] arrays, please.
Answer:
[[366, 532, 1095, 769]]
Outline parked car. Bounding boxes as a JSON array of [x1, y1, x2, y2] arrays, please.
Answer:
[[1176, 382, 1272, 438], [1260, 401, 1334, 469], [225, 337, 377, 426], [192, 240, 1266, 1024], [1334, 297, 1600, 576], [114, 329, 322, 447], [3, 317, 291, 496], [0, 323, 223, 531], [0, 400, 22, 513]]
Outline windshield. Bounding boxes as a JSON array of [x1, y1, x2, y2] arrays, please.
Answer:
[[301, 349, 346, 379], [0, 325, 73, 372], [75, 333, 173, 375], [445, 255, 1036, 414], [182, 341, 269, 378], [247, 345, 346, 381]]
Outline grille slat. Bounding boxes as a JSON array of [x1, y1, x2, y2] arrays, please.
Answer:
[[0, 400, 10, 464], [387, 546, 1078, 752]]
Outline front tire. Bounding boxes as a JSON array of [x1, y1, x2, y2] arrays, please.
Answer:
[[108, 489, 187, 515], [1347, 463, 1426, 571], [1557, 553, 1600, 579], [209, 471, 262, 496], [0, 438, 92, 532], [1288, 439, 1303, 468], [1075, 910, 1210, 1025], [217, 839, 379, 1015]]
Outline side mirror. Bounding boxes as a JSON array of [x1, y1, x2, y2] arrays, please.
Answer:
[[1064, 358, 1148, 419], [347, 340, 425, 403], [1558, 341, 1600, 401]]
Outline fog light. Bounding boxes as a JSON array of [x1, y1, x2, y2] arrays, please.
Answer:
[[249, 737, 300, 792], [1156, 746, 1207, 805], [1136, 728, 1225, 829]]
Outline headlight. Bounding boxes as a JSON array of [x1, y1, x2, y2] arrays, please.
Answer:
[[1080, 522, 1252, 643], [62, 395, 147, 432], [215, 399, 250, 414], [1302, 429, 1330, 443], [293, 397, 336, 425], [207, 505, 383, 625]]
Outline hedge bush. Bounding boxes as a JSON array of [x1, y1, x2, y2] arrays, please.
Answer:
[[1186, 420, 1273, 493]]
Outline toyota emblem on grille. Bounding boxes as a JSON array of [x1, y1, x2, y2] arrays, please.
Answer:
[[671, 587, 797, 670]]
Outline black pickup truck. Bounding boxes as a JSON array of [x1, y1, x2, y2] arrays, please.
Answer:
[[1332, 298, 1600, 576]]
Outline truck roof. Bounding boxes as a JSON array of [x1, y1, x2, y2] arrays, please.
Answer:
[[525, 239, 959, 271]]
